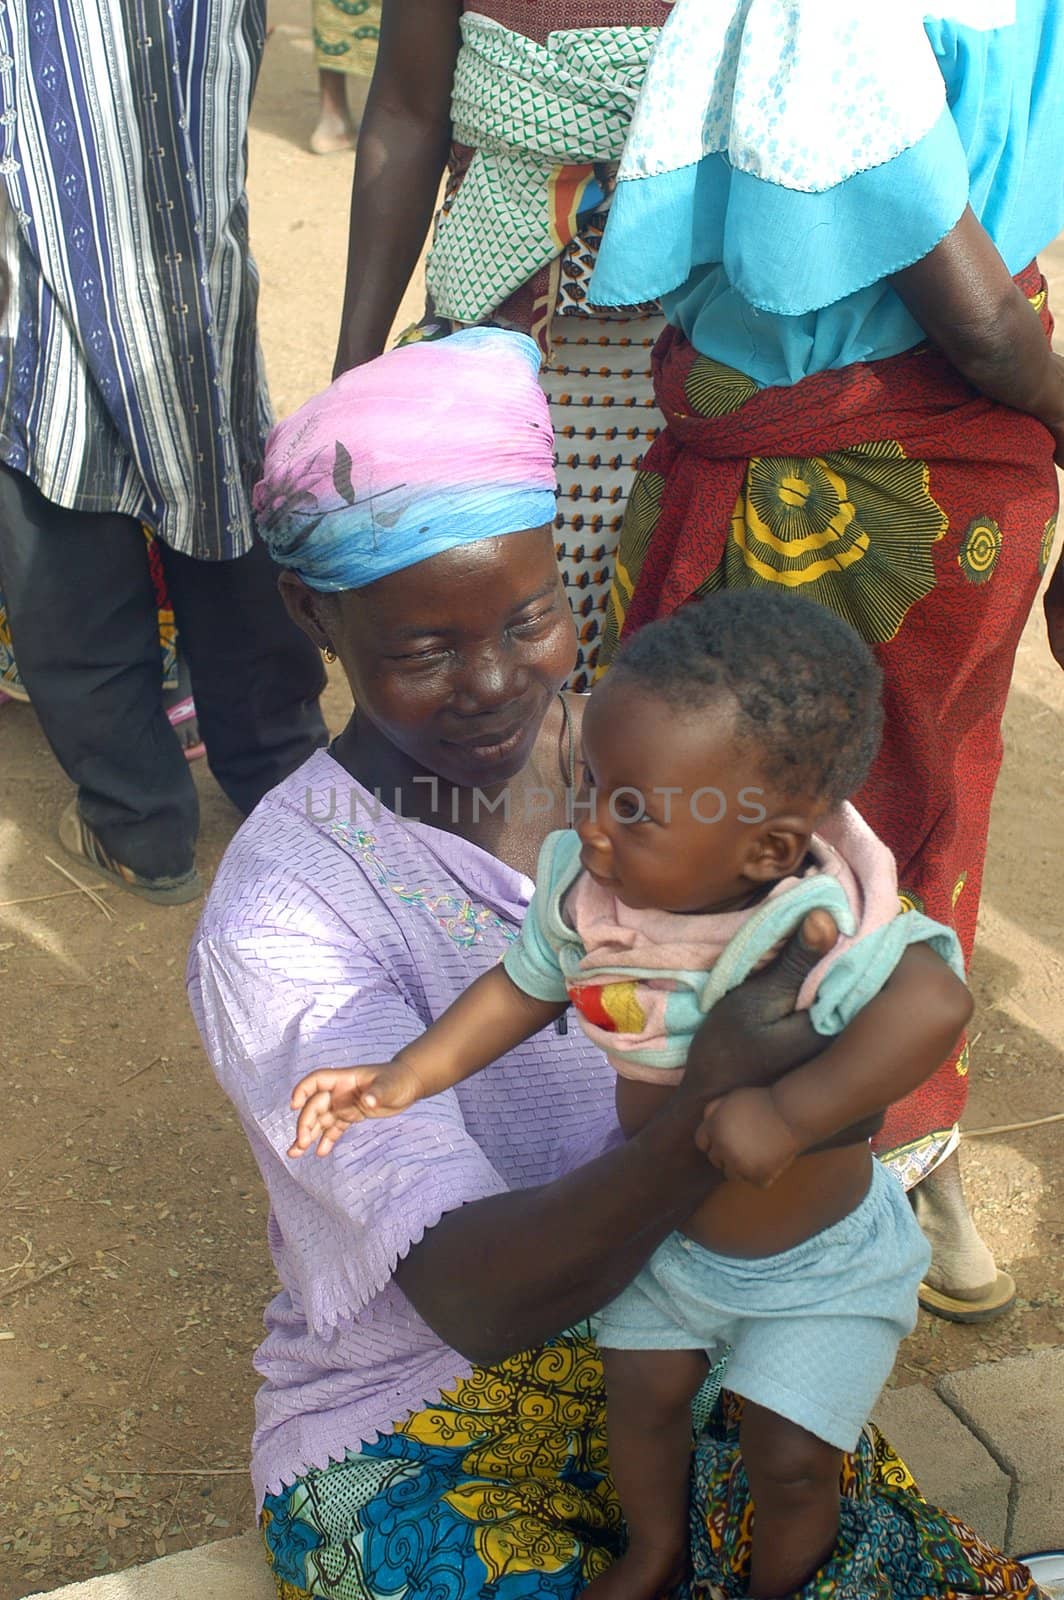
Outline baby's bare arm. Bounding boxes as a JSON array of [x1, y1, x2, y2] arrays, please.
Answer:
[[690, 947, 970, 1209], [398, 965, 567, 1097], [769, 946, 972, 1152], [685, 911, 888, 1150], [289, 968, 566, 1158]]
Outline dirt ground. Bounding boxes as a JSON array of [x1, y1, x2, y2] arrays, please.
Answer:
[[1, 5, 1063, 1595]]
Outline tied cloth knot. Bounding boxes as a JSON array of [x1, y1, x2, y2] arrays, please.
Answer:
[[427, 15, 657, 325], [252, 328, 557, 591]]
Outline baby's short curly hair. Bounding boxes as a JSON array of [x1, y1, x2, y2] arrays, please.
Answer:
[[609, 591, 884, 808]]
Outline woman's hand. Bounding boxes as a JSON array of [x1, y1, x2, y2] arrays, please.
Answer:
[[679, 910, 838, 1114], [678, 909, 889, 1154]]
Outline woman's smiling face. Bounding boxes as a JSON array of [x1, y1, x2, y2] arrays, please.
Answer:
[[326, 525, 577, 788]]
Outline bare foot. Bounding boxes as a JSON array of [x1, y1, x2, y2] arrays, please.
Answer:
[[581, 1546, 687, 1600], [310, 106, 357, 154]]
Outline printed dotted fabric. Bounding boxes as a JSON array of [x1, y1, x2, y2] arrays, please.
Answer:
[[543, 313, 665, 691], [312, 0, 381, 76]]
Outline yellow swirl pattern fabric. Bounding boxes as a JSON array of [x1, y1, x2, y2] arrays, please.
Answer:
[[260, 1334, 1047, 1598], [723, 445, 947, 642]]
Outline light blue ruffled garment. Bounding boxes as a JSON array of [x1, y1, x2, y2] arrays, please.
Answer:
[[590, 0, 1064, 388]]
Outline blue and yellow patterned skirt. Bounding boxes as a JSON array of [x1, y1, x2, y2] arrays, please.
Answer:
[[260, 1333, 1044, 1599]]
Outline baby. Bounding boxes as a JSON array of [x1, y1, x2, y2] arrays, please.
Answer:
[[289, 591, 971, 1600]]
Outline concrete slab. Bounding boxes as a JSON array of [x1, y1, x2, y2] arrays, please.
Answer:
[[25, 1532, 274, 1600], [873, 1383, 1011, 1548], [937, 1349, 1064, 1553]]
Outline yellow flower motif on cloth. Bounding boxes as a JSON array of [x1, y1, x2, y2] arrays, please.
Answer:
[[951, 872, 968, 909], [955, 1042, 971, 1077], [445, 1482, 605, 1584], [726, 442, 947, 643], [400, 1337, 610, 1485], [957, 516, 1002, 586], [683, 355, 759, 420], [897, 888, 925, 916], [1039, 513, 1058, 576]]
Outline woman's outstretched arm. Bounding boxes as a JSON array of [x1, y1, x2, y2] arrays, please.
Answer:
[[333, 0, 461, 376]]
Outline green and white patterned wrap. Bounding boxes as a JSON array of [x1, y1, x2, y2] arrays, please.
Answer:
[[426, 15, 656, 324]]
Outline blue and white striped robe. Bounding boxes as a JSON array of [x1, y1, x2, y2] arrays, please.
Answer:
[[0, 0, 271, 559]]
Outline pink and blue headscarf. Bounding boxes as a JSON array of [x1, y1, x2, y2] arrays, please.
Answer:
[[253, 328, 556, 591]]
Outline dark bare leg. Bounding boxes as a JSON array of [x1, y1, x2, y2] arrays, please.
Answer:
[[740, 1400, 842, 1599], [582, 1347, 707, 1600]]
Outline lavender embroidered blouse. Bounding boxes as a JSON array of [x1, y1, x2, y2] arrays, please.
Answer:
[[186, 749, 618, 1507]]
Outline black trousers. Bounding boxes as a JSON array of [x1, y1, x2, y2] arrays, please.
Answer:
[[0, 464, 327, 877]]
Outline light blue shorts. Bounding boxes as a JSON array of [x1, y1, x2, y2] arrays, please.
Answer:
[[594, 1160, 930, 1452]]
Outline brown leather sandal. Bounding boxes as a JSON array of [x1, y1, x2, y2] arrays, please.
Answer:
[[58, 799, 202, 906]]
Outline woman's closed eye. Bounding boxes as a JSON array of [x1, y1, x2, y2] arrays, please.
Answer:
[[508, 601, 558, 638], [387, 640, 453, 666], [385, 601, 557, 663]]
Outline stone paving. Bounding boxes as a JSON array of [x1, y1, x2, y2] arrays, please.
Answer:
[[933, 1350, 1064, 1556], [26, 1533, 272, 1599]]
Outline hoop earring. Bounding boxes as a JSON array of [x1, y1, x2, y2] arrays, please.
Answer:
[[323, 644, 337, 663]]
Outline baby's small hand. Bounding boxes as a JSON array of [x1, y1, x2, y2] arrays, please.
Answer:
[[288, 1060, 424, 1158], [698, 1086, 799, 1189]]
